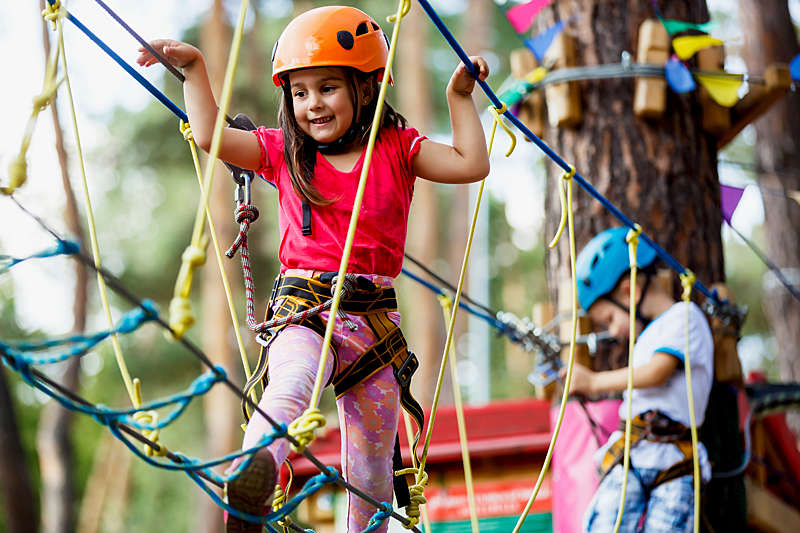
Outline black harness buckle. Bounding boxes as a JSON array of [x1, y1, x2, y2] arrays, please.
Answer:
[[394, 350, 418, 389]]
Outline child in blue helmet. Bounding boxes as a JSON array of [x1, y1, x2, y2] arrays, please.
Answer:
[[562, 227, 714, 533]]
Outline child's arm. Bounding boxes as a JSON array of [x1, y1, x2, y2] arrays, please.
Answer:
[[136, 40, 262, 171], [412, 56, 491, 184], [564, 352, 680, 395]]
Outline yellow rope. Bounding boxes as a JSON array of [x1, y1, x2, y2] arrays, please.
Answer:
[[49, 8, 141, 408], [2, 2, 66, 196], [289, 0, 410, 452], [512, 165, 579, 533], [132, 379, 167, 457], [610, 224, 643, 533], [402, 411, 431, 533], [408, 104, 515, 528], [437, 294, 480, 533], [167, 1, 257, 404], [679, 270, 701, 533]]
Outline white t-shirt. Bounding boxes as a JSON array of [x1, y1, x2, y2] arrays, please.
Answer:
[[596, 301, 715, 481]]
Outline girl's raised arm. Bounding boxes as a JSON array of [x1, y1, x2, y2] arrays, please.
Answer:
[[411, 56, 491, 184], [137, 40, 262, 171]]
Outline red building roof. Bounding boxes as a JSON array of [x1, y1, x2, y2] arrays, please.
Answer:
[[289, 397, 553, 476]]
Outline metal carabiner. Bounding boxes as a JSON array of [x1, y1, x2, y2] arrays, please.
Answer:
[[235, 172, 252, 207]]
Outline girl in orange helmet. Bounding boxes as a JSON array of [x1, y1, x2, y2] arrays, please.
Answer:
[[138, 6, 489, 532]]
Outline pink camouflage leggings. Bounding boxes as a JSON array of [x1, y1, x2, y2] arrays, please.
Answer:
[[242, 271, 401, 532]]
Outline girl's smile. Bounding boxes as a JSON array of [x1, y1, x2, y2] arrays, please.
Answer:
[[290, 67, 355, 144]]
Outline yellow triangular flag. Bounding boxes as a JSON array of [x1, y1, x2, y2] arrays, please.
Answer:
[[696, 74, 742, 107], [673, 35, 724, 60], [525, 66, 548, 84]]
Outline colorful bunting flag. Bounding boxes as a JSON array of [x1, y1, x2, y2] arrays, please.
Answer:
[[672, 35, 723, 60], [720, 184, 744, 224], [505, 0, 552, 34], [665, 56, 696, 93], [696, 74, 742, 107], [791, 53, 800, 81], [658, 17, 714, 36], [525, 20, 565, 61]]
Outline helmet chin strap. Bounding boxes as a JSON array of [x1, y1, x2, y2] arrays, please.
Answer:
[[605, 273, 654, 329]]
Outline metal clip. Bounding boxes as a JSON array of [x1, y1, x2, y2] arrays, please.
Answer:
[[235, 173, 252, 207]]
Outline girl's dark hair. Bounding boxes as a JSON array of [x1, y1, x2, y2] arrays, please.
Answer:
[[278, 68, 407, 205]]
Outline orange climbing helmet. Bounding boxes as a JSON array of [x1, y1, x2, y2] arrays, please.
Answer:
[[271, 5, 392, 86]]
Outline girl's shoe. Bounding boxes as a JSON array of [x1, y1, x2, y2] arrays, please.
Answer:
[[225, 449, 277, 533]]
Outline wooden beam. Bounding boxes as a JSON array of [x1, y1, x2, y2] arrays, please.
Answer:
[[717, 63, 792, 149], [746, 477, 800, 533]]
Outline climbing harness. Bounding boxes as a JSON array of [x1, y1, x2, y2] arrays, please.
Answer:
[[599, 410, 696, 489]]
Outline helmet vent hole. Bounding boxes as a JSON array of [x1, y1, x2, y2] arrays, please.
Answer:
[[371, 22, 380, 31], [356, 22, 369, 36], [337, 30, 354, 50]]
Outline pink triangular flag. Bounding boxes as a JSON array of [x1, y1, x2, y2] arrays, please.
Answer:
[[506, 0, 552, 34]]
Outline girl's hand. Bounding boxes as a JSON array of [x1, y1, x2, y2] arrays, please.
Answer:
[[560, 363, 595, 395], [447, 56, 489, 96], [136, 39, 202, 69]]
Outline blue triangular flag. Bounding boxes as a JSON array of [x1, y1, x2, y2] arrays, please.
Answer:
[[525, 20, 564, 62], [791, 53, 800, 81], [665, 56, 695, 93]]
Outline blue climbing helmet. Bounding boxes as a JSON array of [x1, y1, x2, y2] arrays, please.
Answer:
[[575, 227, 658, 312]]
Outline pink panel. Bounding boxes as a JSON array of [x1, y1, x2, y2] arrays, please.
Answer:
[[551, 399, 621, 533]]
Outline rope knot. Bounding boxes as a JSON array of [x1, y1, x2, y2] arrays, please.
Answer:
[[180, 121, 193, 141], [393, 468, 427, 528], [5, 155, 28, 195], [235, 204, 259, 224], [364, 502, 394, 532], [288, 407, 326, 452], [387, 0, 411, 22], [132, 379, 167, 457], [181, 244, 207, 268], [168, 296, 195, 338], [680, 270, 696, 302], [625, 224, 643, 268], [548, 163, 577, 248], [41, 1, 65, 28], [487, 103, 517, 157]]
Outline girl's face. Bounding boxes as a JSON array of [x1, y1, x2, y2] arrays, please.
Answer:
[[289, 67, 356, 144]]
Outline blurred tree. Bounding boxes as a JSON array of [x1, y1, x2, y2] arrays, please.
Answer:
[[35, 1, 88, 531], [398, 1, 441, 408], [738, 0, 800, 407], [0, 365, 38, 533], [196, 1, 240, 531]]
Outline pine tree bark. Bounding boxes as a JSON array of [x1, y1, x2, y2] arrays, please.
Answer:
[[738, 0, 800, 391], [36, 1, 89, 531], [543, 0, 723, 303], [197, 2, 240, 531]]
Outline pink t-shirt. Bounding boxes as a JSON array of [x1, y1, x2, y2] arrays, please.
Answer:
[[253, 126, 426, 278]]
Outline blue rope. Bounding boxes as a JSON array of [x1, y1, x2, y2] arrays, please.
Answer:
[[400, 267, 502, 328], [187, 465, 340, 526], [0, 300, 157, 365], [47, 0, 188, 122], [362, 502, 393, 533], [0, 240, 79, 273], [3, 349, 225, 432], [414, 0, 718, 303]]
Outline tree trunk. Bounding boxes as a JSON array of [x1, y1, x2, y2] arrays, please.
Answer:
[[36, 1, 89, 531], [0, 366, 39, 533], [738, 0, 800, 397], [398, 2, 441, 408], [540, 1, 742, 531], [543, 0, 723, 304], [197, 2, 240, 532]]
